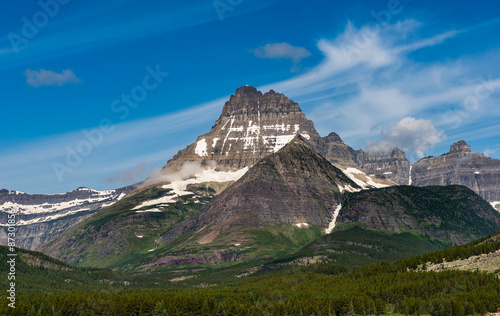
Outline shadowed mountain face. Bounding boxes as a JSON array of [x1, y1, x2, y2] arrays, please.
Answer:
[[337, 185, 500, 245], [411, 140, 500, 204], [193, 135, 359, 232]]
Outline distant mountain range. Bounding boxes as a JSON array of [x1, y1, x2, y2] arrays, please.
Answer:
[[0, 185, 137, 249]]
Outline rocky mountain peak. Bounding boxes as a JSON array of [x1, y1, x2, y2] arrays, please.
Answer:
[[324, 132, 344, 143], [163, 87, 319, 173], [449, 140, 472, 153], [220, 86, 301, 118]]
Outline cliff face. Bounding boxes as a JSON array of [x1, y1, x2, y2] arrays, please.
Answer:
[[411, 141, 500, 203], [355, 148, 411, 185], [163, 86, 320, 173], [0, 211, 96, 250]]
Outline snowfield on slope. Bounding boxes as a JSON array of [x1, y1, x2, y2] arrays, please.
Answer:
[[132, 167, 249, 210]]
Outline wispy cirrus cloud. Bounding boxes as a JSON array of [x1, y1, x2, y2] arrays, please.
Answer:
[[25, 68, 81, 87], [0, 0, 279, 71], [3, 17, 500, 193], [259, 19, 500, 160]]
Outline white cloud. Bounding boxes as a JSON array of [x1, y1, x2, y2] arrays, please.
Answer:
[[25, 69, 81, 87], [368, 117, 446, 159], [252, 42, 311, 64], [484, 149, 497, 157]]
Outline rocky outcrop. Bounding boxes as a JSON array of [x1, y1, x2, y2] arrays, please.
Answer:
[[0, 210, 97, 251], [411, 141, 500, 202]]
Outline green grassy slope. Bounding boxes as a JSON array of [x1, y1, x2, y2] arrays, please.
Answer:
[[270, 225, 451, 268]]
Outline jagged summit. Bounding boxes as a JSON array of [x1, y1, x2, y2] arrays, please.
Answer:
[[324, 132, 344, 143], [449, 140, 472, 153], [219, 85, 302, 118], [163, 86, 319, 173]]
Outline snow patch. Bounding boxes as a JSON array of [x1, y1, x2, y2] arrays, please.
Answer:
[[163, 167, 249, 196], [132, 196, 177, 210], [325, 204, 342, 234], [295, 223, 309, 228], [263, 123, 291, 132], [3, 208, 91, 226], [195, 139, 208, 157], [0, 189, 119, 215], [342, 167, 390, 189], [135, 208, 162, 213], [337, 184, 361, 193], [133, 167, 250, 210], [409, 165, 412, 185], [212, 137, 219, 148], [491, 201, 500, 211], [262, 134, 296, 153]]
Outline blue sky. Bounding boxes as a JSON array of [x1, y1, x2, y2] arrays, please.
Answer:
[[1, 0, 500, 194]]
